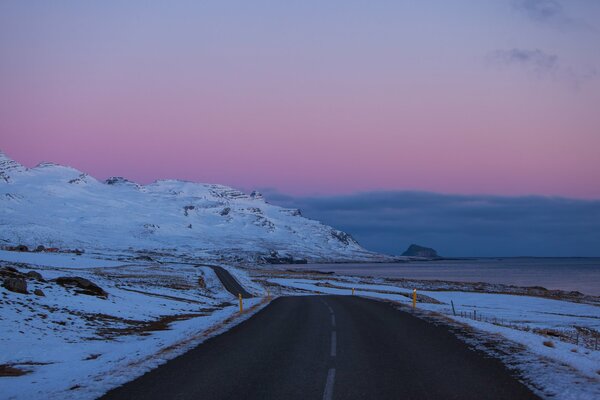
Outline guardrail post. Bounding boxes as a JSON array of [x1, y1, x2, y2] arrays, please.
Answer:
[[239, 293, 243, 312], [412, 289, 417, 309]]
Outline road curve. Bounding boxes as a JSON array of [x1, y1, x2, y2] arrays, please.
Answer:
[[101, 295, 538, 400], [207, 265, 253, 298]]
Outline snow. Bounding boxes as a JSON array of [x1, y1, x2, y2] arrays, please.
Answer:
[[0, 253, 270, 399], [2, 150, 599, 399], [0, 152, 382, 263], [268, 276, 600, 399], [0, 250, 125, 269]]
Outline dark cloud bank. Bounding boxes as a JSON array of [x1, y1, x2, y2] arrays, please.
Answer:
[[262, 190, 600, 257]]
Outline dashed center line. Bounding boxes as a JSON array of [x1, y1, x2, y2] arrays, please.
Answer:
[[322, 368, 336, 400], [330, 331, 337, 357], [322, 300, 337, 400]]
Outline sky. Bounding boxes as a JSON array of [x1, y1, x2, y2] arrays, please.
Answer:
[[264, 190, 600, 257], [1, 1, 599, 256]]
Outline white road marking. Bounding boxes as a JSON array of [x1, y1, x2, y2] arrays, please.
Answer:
[[331, 315, 336, 327], [322, 368, 336, 400], [331, 331, 337, 357]]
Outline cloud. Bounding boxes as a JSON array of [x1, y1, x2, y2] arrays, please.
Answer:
[[261, 189, 600, 257], [487, 47, 596, 88], [488, 48, 558, 75], [512, 0, 576, 28]]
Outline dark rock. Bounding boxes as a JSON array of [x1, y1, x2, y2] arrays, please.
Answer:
[[183, 205, 195, 216], [134, 255, 154, 261], [2, 277, 28, 294], [0, 267, 23, 279], [26, 271, 43, 280], [8, 245, 29, 252], [34, 289, 45, 297], [263, 251, 308, 264], [331, 230, 358, 246], [401, 244, 440, 258], [35, 245, 45, 252], [220, 207, 231, 216], [55, 276, 108, 298]]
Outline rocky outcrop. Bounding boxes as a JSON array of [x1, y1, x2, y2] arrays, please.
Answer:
[[262, 251, 308, 264], [250, 190, 264, 201], [401, 244, 440, 258], [331, 230, 358, 246], [0, 151, 26, 182], [55, 276, 108, 298]]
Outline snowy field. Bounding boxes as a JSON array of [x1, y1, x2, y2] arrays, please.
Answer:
[[0, 252, 268, 399], [2, 248, 600, 400], [265, 274, 600, 400]]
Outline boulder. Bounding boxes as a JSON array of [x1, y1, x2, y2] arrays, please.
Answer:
[[2, 277, 28, 294], [55, 276, 107, 298], [220, 207, 231, 216], [34, 289, 45, 297], [401, 244, 440, 258], [26, 271, 43, 281]]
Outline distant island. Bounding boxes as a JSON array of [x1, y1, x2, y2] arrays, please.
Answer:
[[402, 244, 440, 258]]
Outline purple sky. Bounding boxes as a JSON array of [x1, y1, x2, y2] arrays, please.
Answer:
[[1, 1, 599, 198]]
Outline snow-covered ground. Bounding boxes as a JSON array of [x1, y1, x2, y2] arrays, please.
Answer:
[[0, 252, 269, 399], [0, 250, 125, 269], [0, 151, 383, 262], [266, 274, 600, 400]]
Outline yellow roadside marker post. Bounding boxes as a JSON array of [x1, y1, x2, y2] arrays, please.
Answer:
[[412, 289, 417, 309], [352, 288, 355, 296], [239, 293, 243, 312]]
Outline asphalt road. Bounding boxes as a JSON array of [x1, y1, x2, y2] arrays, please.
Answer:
[[207, 265, 253, 298], [101, 296, 538, 400]]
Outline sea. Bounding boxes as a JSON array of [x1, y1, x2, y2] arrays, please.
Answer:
[[284, 258, 600, 296]]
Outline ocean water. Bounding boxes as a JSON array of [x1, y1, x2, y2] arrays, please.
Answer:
[[285, 258, 600, 296]]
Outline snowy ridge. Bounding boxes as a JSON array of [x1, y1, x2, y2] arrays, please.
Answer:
[[0, 152, 381, 262]]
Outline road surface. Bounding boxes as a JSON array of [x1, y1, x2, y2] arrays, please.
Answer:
[[101, 295, 538, 399], [207, 265, 253, 298]]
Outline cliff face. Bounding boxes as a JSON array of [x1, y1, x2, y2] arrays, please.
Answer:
[[401, 244, 440, 258]]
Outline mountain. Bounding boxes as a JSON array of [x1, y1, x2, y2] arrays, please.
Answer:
[[0, 152, 383, 263], [401, 244, 440, 258]]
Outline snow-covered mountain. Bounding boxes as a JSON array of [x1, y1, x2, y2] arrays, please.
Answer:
[[0, 151, 381, 262]]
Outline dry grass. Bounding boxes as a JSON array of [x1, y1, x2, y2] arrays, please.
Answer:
[[543, 340, 555, 348], [0, 364, 29, 377], [96, 313, 206, 339]]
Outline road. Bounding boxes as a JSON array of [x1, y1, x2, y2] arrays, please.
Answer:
[[101, 295, 538, 399], [207, 265, 253, 298]]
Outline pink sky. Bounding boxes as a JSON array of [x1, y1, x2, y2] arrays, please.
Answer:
[[1, 1, 599, 198]]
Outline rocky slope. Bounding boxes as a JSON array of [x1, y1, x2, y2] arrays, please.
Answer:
[[0, 151, 382, 263]]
